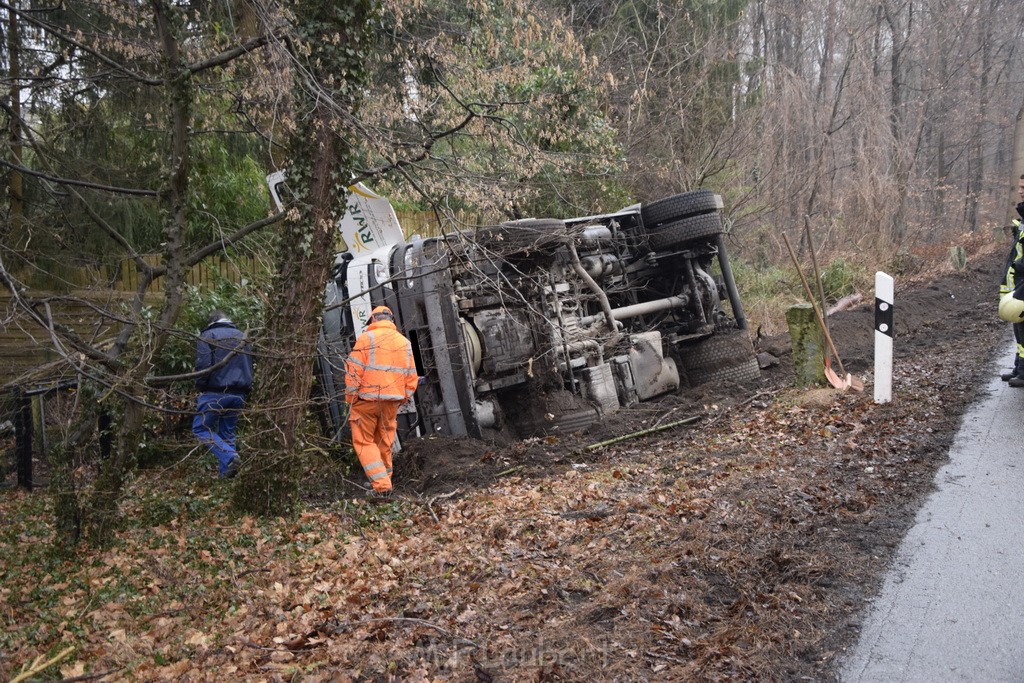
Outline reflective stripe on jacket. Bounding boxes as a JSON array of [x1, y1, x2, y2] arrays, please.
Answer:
[[1003, 217, 1024, 295], [345, 319, 418, 402]]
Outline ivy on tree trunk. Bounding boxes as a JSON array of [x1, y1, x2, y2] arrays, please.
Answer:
[[233, 0, 377, 517]]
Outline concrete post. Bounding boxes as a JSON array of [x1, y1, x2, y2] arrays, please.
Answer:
[[786, 303, 826, 387]]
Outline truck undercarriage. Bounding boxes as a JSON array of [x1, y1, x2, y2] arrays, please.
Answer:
[[315, 190, 759, 445]]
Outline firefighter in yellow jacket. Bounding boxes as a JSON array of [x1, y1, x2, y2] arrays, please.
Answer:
[[345, 306, 419, 497]]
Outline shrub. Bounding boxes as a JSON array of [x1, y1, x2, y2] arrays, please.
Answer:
[[819, 257, 858, 302], [156, 276, 269, 380]]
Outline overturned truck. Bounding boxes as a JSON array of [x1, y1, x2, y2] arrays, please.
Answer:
[[314, 190, 759, 444]]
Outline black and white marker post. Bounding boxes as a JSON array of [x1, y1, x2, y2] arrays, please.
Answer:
[[875, 272, 894, 403]]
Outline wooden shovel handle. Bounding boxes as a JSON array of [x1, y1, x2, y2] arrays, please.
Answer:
[[804, 219, 831, 337], [783, 233, 847, 375]]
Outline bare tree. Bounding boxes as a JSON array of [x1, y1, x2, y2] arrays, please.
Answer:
[[0, 0, 283, 544]]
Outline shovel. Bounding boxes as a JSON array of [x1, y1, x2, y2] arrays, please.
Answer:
[[803, 223, 865, 392], [783, 233, 864, 392]]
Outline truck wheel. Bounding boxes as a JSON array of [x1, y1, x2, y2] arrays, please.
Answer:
[[647, 212, 724, 251], [641, 190, 721, 228], [476, 218, 567, 253], [680, 329, 760, 388]]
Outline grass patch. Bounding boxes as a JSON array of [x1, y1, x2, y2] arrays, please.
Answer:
[[731, 252, 875, 335]]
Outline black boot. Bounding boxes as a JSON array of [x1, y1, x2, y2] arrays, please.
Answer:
[[1002, 369, 1018, 381]]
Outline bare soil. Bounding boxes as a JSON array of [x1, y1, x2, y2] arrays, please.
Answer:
[[304, 244, 1006, 680]]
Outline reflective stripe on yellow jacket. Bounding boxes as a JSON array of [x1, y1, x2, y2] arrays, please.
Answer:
[[1004, 218, 1024, 295], [345, 319, 418, 402]]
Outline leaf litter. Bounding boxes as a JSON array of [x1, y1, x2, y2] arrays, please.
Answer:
[[0, 244, 1008, 681]]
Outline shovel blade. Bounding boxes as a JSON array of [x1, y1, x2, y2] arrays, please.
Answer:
[[825, 365, 847, 389], [847, 373, 865, 392]]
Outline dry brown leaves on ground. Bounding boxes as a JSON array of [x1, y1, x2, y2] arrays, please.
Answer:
[[0, 247, 1006, 681]]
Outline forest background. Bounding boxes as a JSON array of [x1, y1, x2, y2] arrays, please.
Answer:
[[2, 0, 1024, 549], [3, 0, 1024, 679]]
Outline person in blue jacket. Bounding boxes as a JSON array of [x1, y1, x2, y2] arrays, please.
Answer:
[[192, 309, 253, 477]]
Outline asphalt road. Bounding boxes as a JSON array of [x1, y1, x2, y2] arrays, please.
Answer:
[[840, 347, 1024, 682]]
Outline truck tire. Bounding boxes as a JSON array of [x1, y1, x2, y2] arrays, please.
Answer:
[[641, 190, 720, 228], [680, 330, 760, 388], [476, 218, 567, 253], [647, 212, 724, 251]]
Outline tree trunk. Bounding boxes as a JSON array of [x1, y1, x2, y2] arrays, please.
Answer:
[[83, 396, 144, 544], [6, 0, 24, 249], [231, 148, 339, 516], [49, 399, 94, 549], [79, 0, 195, 545], [233, 0, 376, 517], [933, 4, 950, 221], [815, 0, 836, 104], [883, 1, 909, 244], [969, 3, 995, 232]]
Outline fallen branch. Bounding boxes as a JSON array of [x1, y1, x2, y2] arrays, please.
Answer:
[[827, 293, 863, 315], [650, 406, 679, 429], [645, 650, 689, 665], [56, 670, 117, 683], [558, 503, 614, 520], [319, 616, 479, 649], [496, 465, 524, 477], [424, 498, 440, 523], [241, 639, 299, 653], [236, 568, 271, 578], [11, 646, 75, 683], [702, 391, 774, 429], [431, 489, 462, 503], [419, 488, 462, 523], [585, 415, 703, 451]]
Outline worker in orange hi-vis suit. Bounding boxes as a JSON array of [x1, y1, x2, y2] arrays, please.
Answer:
[[345, 306, 420, 498]]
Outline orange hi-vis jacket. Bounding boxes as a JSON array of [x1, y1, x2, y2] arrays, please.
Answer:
[[345, 318, 418, 403]]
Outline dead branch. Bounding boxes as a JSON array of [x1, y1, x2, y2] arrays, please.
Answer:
[[10, 646, 75, 683], [179, 210, 288, 270], [56, 670, 118, 683], [421, 495, 440, 523], [0, 158, 158, 197], [585, 415, 704, 451], [424, 488, 462, 522], [827, 293, 864, 315], [320, 616, 479, 649], [186, 33, 275, 75], [236, 568, 272, 578], [241, 640, 297, 653]]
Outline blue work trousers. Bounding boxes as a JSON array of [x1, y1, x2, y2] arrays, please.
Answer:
[[192, 392, 245, 476]]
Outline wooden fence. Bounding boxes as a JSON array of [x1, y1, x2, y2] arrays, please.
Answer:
[[1, 209, 493, 385], [0, 289, 150, 387], [23, 209, 486, 293], [114, 255, 263, 292]]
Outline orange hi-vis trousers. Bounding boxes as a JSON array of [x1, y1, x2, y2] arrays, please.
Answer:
[[349, 399, 401, 492]]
